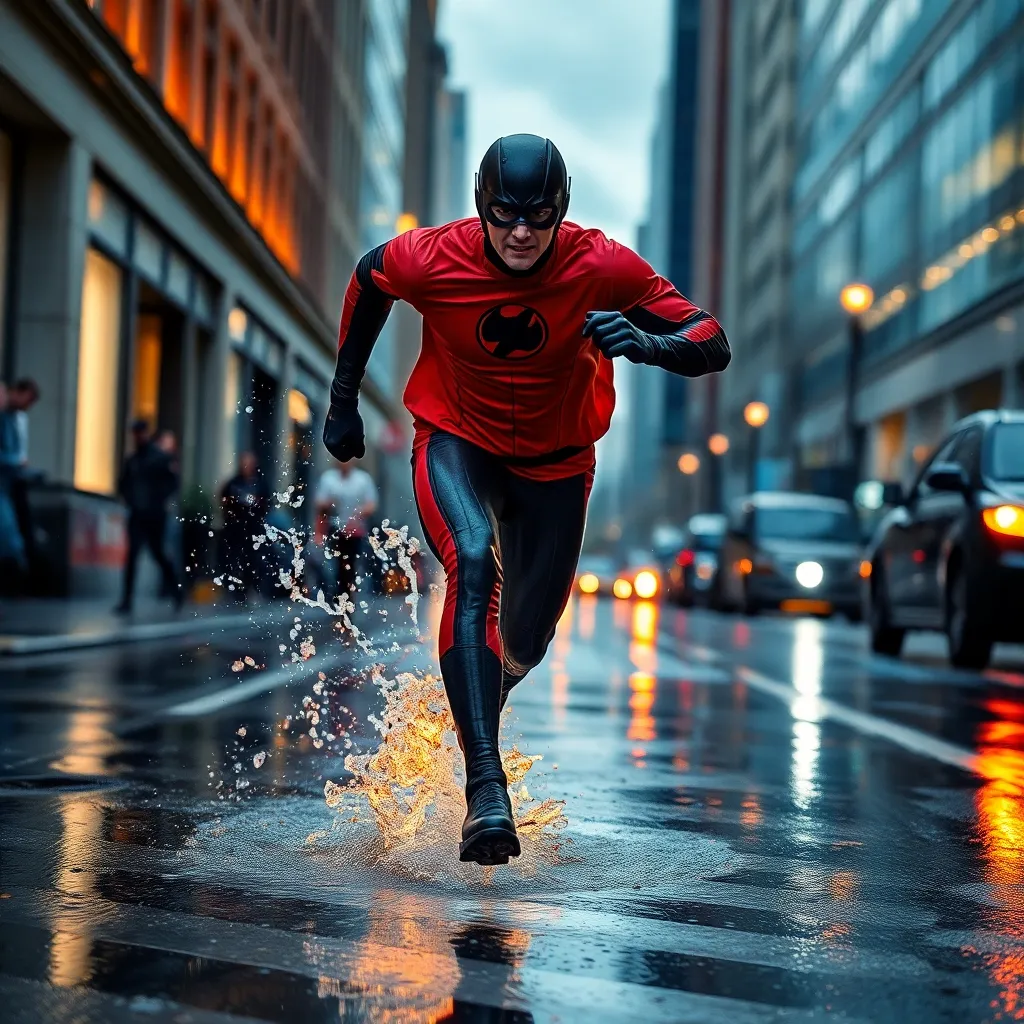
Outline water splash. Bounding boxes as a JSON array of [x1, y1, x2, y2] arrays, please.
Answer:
[[320, 667, 568, 878]]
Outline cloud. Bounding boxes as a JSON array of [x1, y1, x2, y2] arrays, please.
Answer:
[[437, 0, 671, 245]]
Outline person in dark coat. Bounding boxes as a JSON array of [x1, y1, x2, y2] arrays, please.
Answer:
[[116, 419, 181, 613], [220, 451, 270, 602]]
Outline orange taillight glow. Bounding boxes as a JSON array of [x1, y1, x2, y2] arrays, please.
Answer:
[[859, 560, 872, 578], [983, 505, 1024, 538], [737, 558, 753, 575]]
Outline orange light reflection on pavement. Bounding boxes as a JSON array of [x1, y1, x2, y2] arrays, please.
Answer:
[[971, 697, 1024, 1020], [578, 594, 597, 640], [628, 672, 657, 743]]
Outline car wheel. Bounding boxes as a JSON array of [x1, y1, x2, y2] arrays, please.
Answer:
[[946, 561, 993, 670], [869, 564, 905, 656]]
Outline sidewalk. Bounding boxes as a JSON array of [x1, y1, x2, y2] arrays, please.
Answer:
[[0, 593, 275, 656]]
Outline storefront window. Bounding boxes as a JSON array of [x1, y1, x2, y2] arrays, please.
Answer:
[[132, 314, 162, 426], [221, 349, 243, 484], [75, 248, 123, 495], [133, 219, 164, 283], [87, 178, 129, 258], [0, 130, 11, 367]]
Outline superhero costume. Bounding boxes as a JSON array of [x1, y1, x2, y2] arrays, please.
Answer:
[[324, 135, 730, 865]]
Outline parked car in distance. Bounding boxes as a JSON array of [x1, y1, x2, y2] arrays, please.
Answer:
[[576, 553, 621, 597], [613, 549, 663, 600], [666, 513, 727, 606], [864, 409, 1024, 669], [718, 492, 865, 618]]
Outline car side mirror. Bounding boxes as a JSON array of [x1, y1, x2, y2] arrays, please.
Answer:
[[925, 462, 970, 494], [881, 482, 904, 506]]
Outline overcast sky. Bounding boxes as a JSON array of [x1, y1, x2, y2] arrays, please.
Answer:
[[436, 0, 672, 247]]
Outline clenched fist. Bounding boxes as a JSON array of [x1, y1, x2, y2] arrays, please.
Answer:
[[322, 402, 365, 462]]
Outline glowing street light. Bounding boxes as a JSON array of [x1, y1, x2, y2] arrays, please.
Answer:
[[708, 432, 730, 456], [744, 401, 769, 429], [395, 212, 418, 234], [840, 282, 874, 315], [678, 452, 700, 475]]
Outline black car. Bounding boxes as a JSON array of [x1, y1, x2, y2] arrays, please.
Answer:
[[717, 492, 864, 618], [865, 410, 1024, 669], [666, 513, 727, 606]]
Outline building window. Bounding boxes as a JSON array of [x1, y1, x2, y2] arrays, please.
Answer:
[[167, 0, 194, 128], [223, 40, 241, 189], [202, 3, 219, 153], [132, 314, 163, 427], [0, 130, 11, 367], [75, 249, 124, 495], [244, 76, 259, 205]]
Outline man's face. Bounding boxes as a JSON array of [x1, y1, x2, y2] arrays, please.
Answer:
[[9, 388, 37, 412], [486, 215, 555, 271]]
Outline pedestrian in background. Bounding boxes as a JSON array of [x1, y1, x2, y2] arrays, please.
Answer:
[[315, 458, 378, 598], [116, 419, 182, 614], [155, 429, 183, 597], [220, 451, 270, 602], [0, 383, 26, 586], [0, 378, 41, 574]]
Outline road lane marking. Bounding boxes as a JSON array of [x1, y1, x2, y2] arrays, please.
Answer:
[[165, 638, 420, 718], [735, 665, 984, 777], [661, 636, 1022, 788]]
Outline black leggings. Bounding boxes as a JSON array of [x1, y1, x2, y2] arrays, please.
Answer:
[[413, 432, 591, 787]]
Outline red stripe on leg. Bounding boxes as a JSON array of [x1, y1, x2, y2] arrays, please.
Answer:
[[412, 443, 458, 656]]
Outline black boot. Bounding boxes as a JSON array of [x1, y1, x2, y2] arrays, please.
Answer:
[[440, 646, 520, 865]]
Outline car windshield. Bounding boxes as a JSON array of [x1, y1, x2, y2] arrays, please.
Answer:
[[754, 506, 860, 542], [991, 424, 1024, 480], [690, 530, 724, 551]]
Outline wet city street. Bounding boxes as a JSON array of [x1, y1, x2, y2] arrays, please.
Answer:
[[2, 593, 1024, 1023]]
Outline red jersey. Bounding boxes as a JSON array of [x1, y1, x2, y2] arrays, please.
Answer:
[[336, 218, 708, 480]]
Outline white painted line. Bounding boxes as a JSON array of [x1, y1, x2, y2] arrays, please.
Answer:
[[735, 666, 982, 776], [166, 660, 321, 717]]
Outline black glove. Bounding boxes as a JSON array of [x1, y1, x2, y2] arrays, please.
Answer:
[[322, 402, 365, 462], [582, 310, 660, 364]]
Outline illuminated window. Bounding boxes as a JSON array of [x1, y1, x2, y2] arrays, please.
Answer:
[[201, 3, 219, 153], [167, 0, 194, 128], [243, 77, 259, 205], [221, 350, 243, 481], [132, 315, 162, 429], [75, 249, 123, 495]]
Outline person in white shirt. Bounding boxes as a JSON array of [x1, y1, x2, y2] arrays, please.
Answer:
[[315, 459, 379, 597]]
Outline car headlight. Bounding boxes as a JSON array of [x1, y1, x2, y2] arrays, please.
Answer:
[[633, 570, 659, 599], [795, 561, 824, 588], [578, 573, 600, 594]]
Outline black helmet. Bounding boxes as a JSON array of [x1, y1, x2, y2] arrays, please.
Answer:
[[475, 134, 571, 234]]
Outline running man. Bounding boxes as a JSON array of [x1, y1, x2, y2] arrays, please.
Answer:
[[323, 135, 730, 865]]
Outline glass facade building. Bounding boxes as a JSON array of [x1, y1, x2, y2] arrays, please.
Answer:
[[790, 0, 1024, 481], [361, 0, 409, 401]]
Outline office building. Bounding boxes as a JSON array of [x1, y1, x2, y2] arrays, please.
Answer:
[[701, 0, 799, 506], [0, 0, 395, 592], [789, 0, 1024, 489]]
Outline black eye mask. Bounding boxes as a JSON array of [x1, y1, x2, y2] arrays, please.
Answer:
[[482, 197, 560, 230]]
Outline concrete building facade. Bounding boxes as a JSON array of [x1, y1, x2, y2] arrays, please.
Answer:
[[789, 0, 1024, 490], [0, 0, 399, 592]]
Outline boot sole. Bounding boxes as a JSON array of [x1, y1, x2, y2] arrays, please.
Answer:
[[459, 827, 521, 865]]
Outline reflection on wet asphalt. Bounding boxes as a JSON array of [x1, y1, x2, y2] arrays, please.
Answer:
[[2, 595, 1024, 1022]]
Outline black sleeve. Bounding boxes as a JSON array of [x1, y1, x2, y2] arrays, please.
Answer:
[[330, 243, 397, 405], [623, 306, 731, 377]]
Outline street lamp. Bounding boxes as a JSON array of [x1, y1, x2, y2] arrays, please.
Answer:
[[840, 282, 874, 499], [743, 401, 770, 493], [708, 433, 730, 456], [678, 452, 700, 475]]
